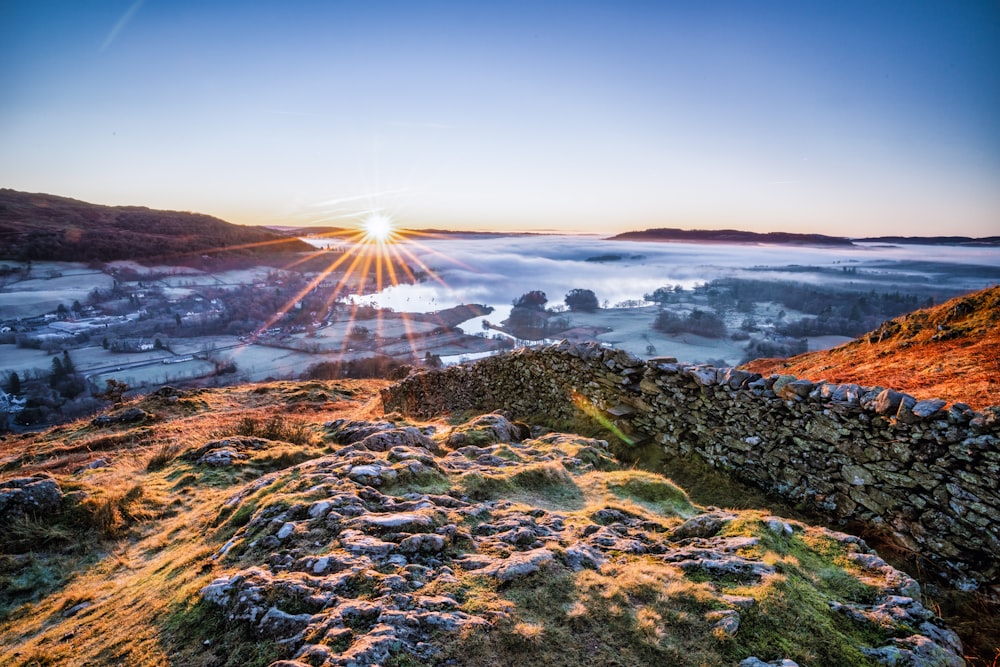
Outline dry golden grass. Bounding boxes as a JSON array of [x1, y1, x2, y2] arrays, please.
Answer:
[[743, 285, 1000, 409], [0, 379, 390, 667]]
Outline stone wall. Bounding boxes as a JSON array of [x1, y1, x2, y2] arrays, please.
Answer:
[[381, 341, 1000, 592]]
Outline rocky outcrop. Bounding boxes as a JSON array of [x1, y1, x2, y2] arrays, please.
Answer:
[[381, 341, 1000, 593], [200, 417, 964, 666], [0, 475, 62, 522]]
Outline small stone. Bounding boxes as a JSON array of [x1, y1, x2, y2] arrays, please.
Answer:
[[911, 399, 947, 420], [257, 606, 312, 639], [706, 609, 740, 637], [399, 533, 447, 553]]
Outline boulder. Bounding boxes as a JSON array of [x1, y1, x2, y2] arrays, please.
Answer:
[[0, 476, 62, 522]]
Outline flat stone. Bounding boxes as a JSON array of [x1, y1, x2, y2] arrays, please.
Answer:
[[356, 512, 434, 531], [485, 548, 555, 582], [912, 399, 947, 419]]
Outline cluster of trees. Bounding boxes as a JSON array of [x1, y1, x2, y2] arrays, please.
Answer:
[[1, 353, 103, 430], [699, 278, 931, 332], [49, 350, 86, 399], [644, 285, 686, 304], [652, 309, 727, 338], [505, 288, 601, 338], [305, 356, 412, 381], [739, 337, 809, 365]]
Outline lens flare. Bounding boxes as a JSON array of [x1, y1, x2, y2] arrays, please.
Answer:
[[213, 202, 494, 379], [363, 213, 395, 243]]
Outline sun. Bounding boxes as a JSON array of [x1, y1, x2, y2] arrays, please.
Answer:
[[362, 213, 395, 243]]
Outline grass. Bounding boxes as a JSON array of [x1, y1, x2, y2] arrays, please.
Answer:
[[605, 469, 696, 518], [164, 598, 290, 667], [0, 376, 989, 666], [438, 561, 723, 667], [0, 379, 389, 667]]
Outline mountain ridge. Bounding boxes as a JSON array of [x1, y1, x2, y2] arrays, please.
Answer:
[[609, 227, 1000, 247], [0, 189, 312, 262]]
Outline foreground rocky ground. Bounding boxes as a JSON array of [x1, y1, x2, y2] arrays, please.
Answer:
[[0, 381, 976, 666]]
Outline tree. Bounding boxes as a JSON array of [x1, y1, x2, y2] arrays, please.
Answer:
[[564, 288, 599, 313], [512, 290, 547, 311], [50, 356, 65, 382], [644, 286, 675, 304], [653, 308, 727, 338], [72, 299, 84, 315], [7, 372, 20, 395], [61, 350, 75, 374], [175, 313, 182, 326], [96, 379, 129, 405]]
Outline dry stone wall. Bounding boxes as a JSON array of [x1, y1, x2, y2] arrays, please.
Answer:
[[381, 341, 1000, 593]]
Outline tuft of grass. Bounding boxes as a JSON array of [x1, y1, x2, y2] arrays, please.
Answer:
[[458, 462, 584, 507], [225, 414, 314, 445], [459, 470, 515, 500], [146, 441, 186, 471]]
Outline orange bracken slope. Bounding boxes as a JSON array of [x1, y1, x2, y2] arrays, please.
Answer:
[[741, 285, 1000, 410]]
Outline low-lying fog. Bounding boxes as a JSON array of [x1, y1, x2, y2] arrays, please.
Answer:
[[305, 235, 1000, 319]]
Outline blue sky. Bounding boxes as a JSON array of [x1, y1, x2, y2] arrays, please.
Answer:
[[2, 1, 998, 235]]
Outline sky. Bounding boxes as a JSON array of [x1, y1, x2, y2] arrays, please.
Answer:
[[2, 1, 998, 236]]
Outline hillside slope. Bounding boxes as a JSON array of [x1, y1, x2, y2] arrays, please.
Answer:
[[0, 189, 312, 262], [0, 381, 972, 666], [743, 285, 1000, 409]]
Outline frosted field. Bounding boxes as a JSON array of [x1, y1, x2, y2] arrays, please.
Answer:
[[220, 345, 334, 382], [0, 345, 53, 376], [90, 359, 216, 389], [69, 346, 173, 369], [0, 271, 115, 318]]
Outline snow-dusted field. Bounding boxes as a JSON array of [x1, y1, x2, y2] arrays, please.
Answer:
[[0, 345, 53, 377], [90, 359, 216, 389], [0, 270, 115, 318], [220, 345, 329, 382]]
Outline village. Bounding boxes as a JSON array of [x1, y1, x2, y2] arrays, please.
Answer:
[[0, 257, 504, 430]]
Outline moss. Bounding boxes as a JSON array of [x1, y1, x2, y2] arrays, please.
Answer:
[[723, 574, 883, 667], [383, 470, 451, 496], [606, 470, 696, 517], [163, 598, 289, 667], [459, 471, 514, 500]]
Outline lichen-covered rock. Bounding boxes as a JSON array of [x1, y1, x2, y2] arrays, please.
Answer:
[[91, 406, 151, 427], [0, 475, 62, 521], [196, 413, 967, 667]]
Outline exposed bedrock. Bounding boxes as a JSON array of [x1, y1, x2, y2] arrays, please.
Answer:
[[381, 341, 1000, 593]]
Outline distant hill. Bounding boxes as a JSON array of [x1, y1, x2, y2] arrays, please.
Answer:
[[609, 228, 853, 245], [0, 189, 312, 262], [609, 227, 1000, 247], [857, 235, 1000, 247], [742, 284, 1000, 409]]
